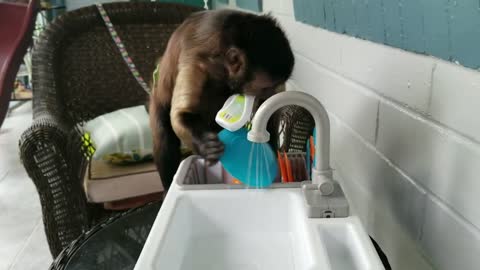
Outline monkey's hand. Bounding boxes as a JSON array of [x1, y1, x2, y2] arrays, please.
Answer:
[[192, 132, 224, 166]]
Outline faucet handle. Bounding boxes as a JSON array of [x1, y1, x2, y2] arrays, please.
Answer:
[[318, 179, 335, 195], [304, 168, 334, 196], [302, 181, 350, 218]]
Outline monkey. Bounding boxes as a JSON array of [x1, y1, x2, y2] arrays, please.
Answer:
[[149, 9, 295, 191]]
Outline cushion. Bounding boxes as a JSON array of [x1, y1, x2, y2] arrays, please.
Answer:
[[82, 105, 153, 164]]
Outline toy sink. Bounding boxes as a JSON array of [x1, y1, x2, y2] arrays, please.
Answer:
[[135, 91, 385, 269], [134, 157, 385, 270]]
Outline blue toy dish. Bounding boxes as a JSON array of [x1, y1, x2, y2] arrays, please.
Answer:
[[218, 128, 278, 188]]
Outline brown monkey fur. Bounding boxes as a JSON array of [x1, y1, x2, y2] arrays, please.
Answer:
[[149, 9, 294, 190]]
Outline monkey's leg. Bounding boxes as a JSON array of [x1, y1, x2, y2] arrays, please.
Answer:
[[152, 107, 181, 191]]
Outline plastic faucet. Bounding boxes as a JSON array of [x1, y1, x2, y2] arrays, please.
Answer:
[[247, 91, 335, 195]]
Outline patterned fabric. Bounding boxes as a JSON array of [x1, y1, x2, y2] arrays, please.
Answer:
[[96, 3, 151, 95]]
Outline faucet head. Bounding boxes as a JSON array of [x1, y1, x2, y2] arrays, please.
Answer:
[[247, 130, 270, 143]]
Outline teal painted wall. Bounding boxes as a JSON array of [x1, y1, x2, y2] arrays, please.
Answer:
[[212, 0, 262, 12], [293, 0, 480, 69], [236, 0, 262, 12], [152, 0, 208, 8]]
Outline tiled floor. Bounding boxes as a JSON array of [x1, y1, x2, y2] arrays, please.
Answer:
[[0, 102, 52, 270]]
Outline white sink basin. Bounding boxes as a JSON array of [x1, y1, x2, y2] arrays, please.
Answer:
[[134, 157, 385, 270]]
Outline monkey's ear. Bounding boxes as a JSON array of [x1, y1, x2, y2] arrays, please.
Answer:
[[225, 47, 247, 78]]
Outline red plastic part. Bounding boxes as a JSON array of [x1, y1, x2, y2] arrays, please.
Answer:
[[0, 0, 39, 128]]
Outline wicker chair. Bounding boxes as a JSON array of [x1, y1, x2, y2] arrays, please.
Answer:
[[18, 1, 315, 257], [18, 2, 203, 257]]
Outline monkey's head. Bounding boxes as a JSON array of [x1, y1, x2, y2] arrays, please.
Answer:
[[222, 12, 294, 99]]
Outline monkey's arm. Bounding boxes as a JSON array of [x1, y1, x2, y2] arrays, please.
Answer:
[[170, 63, 224, 164]]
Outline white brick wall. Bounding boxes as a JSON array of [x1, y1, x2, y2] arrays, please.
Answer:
[[430, 62, 480, 143], [339, 36, 435, 113], [257, 1, 480, 269], [421, 196, 480, 270], [377, 104, 480, 229], [289, 55, 378, 143]]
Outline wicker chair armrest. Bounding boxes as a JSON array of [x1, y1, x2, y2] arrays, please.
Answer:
[[31, 42, 74, 129], [19, 118, 89, 256]]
